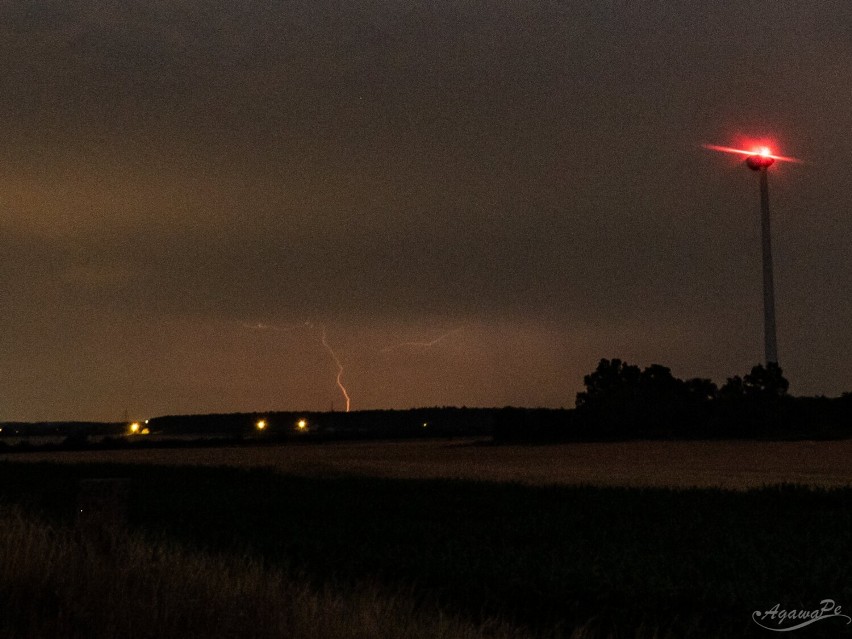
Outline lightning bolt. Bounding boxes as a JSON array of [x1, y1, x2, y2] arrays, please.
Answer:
[[245, 320, 353, 412], [380, 327, 463, 353], [320, 326, 351, 412]]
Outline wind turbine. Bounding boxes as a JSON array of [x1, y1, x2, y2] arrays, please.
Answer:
[[703, 142, 801, 365]]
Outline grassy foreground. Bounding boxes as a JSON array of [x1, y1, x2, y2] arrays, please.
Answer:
[[1, 461, 851, 637], [0, 509, 534, 639]]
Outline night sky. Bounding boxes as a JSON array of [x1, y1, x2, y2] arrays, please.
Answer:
[[2, 1, 850, 421]]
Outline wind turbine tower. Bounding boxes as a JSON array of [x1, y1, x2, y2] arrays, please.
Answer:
[[703, 142, 800, 365], [746, 149, 778, 364]]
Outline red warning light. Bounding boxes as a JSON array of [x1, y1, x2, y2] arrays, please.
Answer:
[[702, 143, 801, 169]]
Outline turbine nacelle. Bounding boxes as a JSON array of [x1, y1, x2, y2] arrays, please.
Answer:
[[746, 151, 775, 171]]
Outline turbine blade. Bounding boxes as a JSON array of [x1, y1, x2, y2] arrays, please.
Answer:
[[702, 143, 754, 156], [702, 143, 802, 163]]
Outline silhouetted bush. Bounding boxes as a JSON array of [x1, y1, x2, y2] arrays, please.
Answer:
[[574, 359, 719, 439], [569, 358, 851, 441]]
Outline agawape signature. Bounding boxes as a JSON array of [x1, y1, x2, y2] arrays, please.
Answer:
[[753, 599, 851, 631]]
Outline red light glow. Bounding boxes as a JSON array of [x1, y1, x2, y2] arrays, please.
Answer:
[[702, 143, 801, 164]]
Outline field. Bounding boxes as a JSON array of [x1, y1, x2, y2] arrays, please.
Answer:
[[4, 437, 852, 489], [1, 439, 852, 638], [0, 506, 531, 639]]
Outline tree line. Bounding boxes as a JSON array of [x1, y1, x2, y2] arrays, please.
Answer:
[[3, 359, 850, 448], [494, 358, 852, 442]]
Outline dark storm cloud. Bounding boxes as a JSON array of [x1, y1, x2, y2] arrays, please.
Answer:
[[2, 1, 851, 418]]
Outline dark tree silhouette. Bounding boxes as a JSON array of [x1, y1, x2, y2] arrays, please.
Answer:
[[720, 364, 788, 401], [719, 375, 746, 401], [575, 359, 716, 437], [684, 377, 718, 403], [574, 359, 800, 439], [640, 364, 682, 396], [575, 359, 641, 409], [743, 363, 789, 399]]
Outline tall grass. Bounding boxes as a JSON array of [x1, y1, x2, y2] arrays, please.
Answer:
[[3, 461, 851, 638], [0, 508, 534, 639]]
